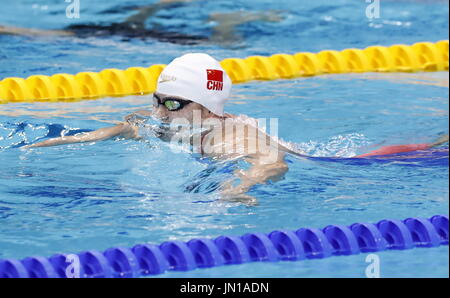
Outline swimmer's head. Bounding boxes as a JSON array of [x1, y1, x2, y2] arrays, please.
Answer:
[[154, 53, 232, 119]]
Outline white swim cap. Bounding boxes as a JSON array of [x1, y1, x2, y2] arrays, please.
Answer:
[[156, 53, 232, 116]]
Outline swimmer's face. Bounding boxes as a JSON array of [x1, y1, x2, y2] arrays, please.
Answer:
[[152, 92, 211, 124]]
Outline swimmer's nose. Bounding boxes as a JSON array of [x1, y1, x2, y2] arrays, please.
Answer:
[[152, 107, 169, 122]]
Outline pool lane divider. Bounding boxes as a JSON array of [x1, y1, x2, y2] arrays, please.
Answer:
[[0, 214, 447, 278], [0, 40, 448, 104]]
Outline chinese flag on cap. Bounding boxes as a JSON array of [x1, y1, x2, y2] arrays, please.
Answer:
[[206, 69, 223, 82]]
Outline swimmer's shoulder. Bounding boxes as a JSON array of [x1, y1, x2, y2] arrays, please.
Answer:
[[223, 113, 256, 124], [223, 113, 236, 119]]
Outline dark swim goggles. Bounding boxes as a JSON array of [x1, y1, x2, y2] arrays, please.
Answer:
[[153, 93, 192, 111]]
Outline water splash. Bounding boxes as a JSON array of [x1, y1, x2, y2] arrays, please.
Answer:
[[294, 133, 371, 158], [0, 122, 92, 150]]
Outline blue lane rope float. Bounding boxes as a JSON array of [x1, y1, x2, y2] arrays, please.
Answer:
[[0, 215, 447, 278]]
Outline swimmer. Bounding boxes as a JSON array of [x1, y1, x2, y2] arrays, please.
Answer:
[[23, 53, 449, 204], [24, 53, 292, 204], [0, 0, 284, 46]]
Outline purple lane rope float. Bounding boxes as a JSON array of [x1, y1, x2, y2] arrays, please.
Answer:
[[0, 215, 447, 278]]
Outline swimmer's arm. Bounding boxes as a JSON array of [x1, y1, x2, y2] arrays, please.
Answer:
[[24, 123, 139, 148], [0, 25, 73, 37], [208, 11, 283, 45], [430, 134, 449, 147], [236, 155, 289, 191], [124, 0, 197, 28], [220, 153, 288, 204]]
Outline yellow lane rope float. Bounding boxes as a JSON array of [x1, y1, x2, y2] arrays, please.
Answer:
[[0, 40, 448, 104]]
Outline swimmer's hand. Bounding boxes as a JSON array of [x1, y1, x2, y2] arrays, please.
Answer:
[[220, 181, 258, 206], [221, 193, 258, 206]]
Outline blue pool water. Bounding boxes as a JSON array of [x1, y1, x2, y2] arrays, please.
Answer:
[[0, 0, 449, 277]]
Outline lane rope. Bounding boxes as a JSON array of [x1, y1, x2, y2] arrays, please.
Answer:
[[0, 40, 448, 104], [0, 214, 447, 278]]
